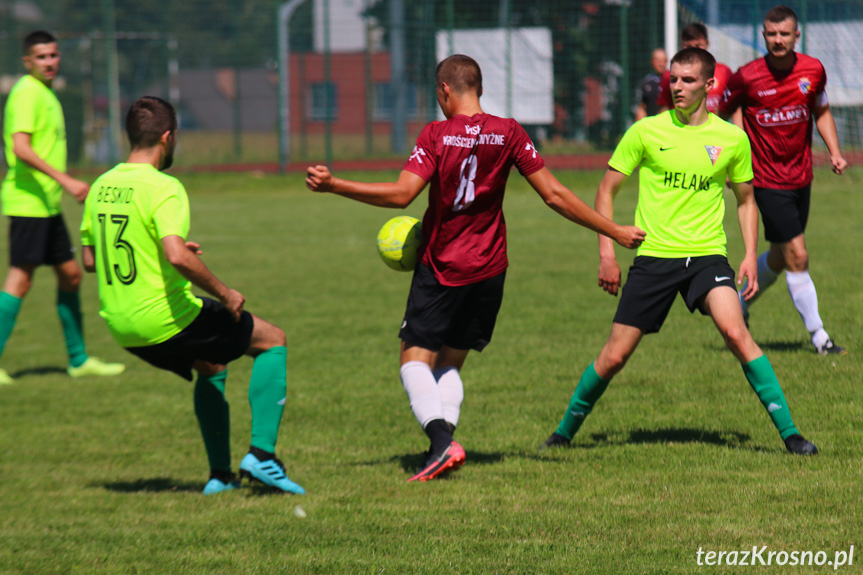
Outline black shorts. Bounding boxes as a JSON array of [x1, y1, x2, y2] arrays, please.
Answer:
[[125, 297, 254, 381], [754, 185, 811, 243], [399, 263, 506, 352], [9, 215, 75, 267], [614, 255, 736, 334]]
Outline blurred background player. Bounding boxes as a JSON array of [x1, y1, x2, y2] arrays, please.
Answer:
[[656, 23, 732, 114], [541, 48, 817, 456], [0, 30, 124, 384], [80, 96, 303, 495], [634, 48, 667, 121], [719, 5, 848, 355], [306, 54, 646, 482]]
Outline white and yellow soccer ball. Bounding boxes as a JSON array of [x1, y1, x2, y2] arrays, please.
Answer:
[[376, 216, 422, 271]]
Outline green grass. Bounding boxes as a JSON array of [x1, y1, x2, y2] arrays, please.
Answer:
[[0, 168, 861, 574]]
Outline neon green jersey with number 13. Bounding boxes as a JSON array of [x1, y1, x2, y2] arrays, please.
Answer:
[[81, 163, 202, 347]]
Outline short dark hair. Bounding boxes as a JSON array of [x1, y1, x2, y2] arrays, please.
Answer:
[[670, 47, 716, 81], [125, 96, 177, 149], [435, 54, 483, 98], [765, 5, 798, 30], [23, 30, 56, 54], [681, 22, 708, 42]]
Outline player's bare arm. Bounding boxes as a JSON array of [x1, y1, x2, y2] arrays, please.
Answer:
[[306, 165, 427, 209], [525, 167, 645, 250], [11, 131, 89, 202], [594, 168, 629, 296], [813, 103, 849, 175], [730, 179, 760, 301], [82, 245, 96, 273], [161, 235, 245, 321]]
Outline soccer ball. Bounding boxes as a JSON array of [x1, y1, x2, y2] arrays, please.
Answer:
[[376, 216, 422, 271]]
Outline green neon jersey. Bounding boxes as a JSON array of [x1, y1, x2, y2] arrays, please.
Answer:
[[609, 111, 753, 258], [81, 163, 202, 347], [1, 75, 67, 216]]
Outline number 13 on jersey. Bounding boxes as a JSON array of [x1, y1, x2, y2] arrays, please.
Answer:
[[97, 213, 137, 285]]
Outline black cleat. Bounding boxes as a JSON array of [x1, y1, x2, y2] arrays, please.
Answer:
[[815, 340, 846, 356], [784, 434, 818, 455], [539, 432, 571, 450]]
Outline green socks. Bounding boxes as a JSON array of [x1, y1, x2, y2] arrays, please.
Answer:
[[196, 346, 289, 471], [0, 292, 22, 360], [742, 355, 798, 440], [1, 291, 89, 368], [555, 356, 797, 444], [194, 370, 231, 472], [248, 346, 287, 454], [556, 363, 611, 440], [57, 290, 88, 368]]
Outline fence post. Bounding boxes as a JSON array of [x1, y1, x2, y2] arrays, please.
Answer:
[[277, 0, 310, 173], [389, 0, 407, 154], [800, 0, 808, 54], [365, 15, 373, 156], [101, 0, 121, 165], [620, 1, 629, 135], [323, 0, 333, 166], [233, 0, 242, 161]]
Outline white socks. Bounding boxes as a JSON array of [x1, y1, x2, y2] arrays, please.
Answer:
[[400, 361, 443, 428], [433, 366, 464, 428], [400, 361, 464, 429], [740, 252, 830, 347], [786, 270, 829, 348]]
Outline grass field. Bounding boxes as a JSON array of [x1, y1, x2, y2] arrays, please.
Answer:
[[0, 168, 860, 574]]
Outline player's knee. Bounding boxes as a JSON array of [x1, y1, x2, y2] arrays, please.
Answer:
[[63, 271, 82, 291], [269, 326, 287, 348], [56, 264, 83, 291], [785, 247, 809, 271], [4, 268, 33, 297], [8, 277, 32, 297], [248, 320, 286, 355], [194, 361, 226, 376], [722, 325, 749, 355], [598, 348, 631, 376]]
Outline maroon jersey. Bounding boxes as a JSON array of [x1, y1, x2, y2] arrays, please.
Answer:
[[656, 62, 732, 113], [403, 113, 544, 287], [719, 53, 827, 189]]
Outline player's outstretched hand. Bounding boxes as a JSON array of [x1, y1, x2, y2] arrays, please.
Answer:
[[598, 258, 622, 296], [737, 256, 759, 302], [614, 225, 646, 249], [831, 155, 848, 175], [185, 241, 203, 255], [306, 165, 335, 192], [63, 176, 90, 203], [221, 289, 246, 322]]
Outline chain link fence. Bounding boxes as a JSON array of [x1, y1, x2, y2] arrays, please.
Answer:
[[1, 0, 861, 170]]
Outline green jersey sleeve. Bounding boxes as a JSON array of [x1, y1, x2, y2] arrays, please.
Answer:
[[152, 182, 190, 240], [726, 130, 754, 184], [5, 85, 38, 135], [608, 122, 645, 176]]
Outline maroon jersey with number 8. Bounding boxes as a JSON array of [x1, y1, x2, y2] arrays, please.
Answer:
[[719, 53, 827, 189], [403, 113, 544, 287]]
